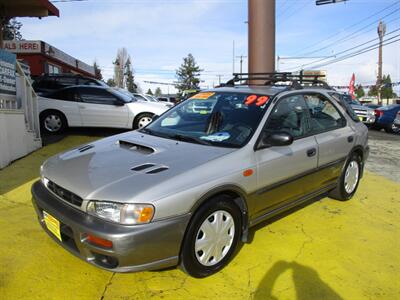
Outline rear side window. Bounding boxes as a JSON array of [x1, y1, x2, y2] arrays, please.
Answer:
[[78, 88, 117, 105], [47, 89, 76, 101], [304, 94, 346, 133], [264, 95, 310, 138], [329, 93, 360, 122]]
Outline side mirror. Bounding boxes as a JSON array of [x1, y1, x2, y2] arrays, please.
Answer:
[[257, 131, 294, 149]]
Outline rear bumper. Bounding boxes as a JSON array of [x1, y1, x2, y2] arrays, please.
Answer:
[[31, 180, 191, 272]]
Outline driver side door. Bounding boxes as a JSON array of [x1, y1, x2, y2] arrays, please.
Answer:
[[253, 93, 318, 217]]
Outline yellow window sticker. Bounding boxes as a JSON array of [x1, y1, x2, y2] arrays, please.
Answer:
[[190, 92, 215, 100]]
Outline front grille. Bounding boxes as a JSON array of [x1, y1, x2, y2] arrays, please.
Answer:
[[47, 180, 83, 207], [354, 110, 367, 116]]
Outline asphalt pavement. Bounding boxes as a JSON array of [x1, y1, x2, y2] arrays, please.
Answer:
[[366, 129, 400, 182]]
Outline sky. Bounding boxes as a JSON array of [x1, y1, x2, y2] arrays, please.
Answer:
[[19, 0, 400, 95]]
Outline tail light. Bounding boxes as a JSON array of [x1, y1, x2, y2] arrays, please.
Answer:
[[375, 109, 384, 118]]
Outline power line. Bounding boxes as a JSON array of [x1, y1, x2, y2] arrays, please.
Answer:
[[300, 6, 400, 56], [289, 27, 400, 70], [302, 36, 400, 70], [293, 0, 400, 55]]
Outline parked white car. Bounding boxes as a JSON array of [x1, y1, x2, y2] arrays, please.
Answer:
[[39, 86, 168, 134]]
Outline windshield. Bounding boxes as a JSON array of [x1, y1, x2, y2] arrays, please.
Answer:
[[142, 92, 271, 148], [144, 95, 157, 102]]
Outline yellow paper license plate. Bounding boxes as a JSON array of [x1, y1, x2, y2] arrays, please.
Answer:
[[43, 211, 62, 241], [358, 116, 364, 121]]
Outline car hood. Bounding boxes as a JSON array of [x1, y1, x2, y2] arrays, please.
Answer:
[[41, 131, 235, 203], [351, 104, 369, 111]]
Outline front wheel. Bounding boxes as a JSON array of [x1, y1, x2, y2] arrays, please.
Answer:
[[385, 122, 400, 134], [40, 111, 67, 134], [180, 197, 242, 278], [329, 154, 362, 201], [133, 113, 154, 129]]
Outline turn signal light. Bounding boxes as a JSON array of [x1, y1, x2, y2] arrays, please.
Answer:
[[87, 234, 113, 248]]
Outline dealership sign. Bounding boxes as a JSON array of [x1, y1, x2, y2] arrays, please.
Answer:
[[3, 41, 41, 54], [0, 49, 16, 95]]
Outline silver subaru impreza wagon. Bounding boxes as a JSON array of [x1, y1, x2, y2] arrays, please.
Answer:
[[32, 73, 369, 278]]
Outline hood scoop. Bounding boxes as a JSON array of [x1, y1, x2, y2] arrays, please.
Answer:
[[131, 163, 169, 174], [78, 144, 94, 152], [118, 140, 155, 154]]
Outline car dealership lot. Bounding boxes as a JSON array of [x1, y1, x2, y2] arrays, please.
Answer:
[[0, 130, 399, 299]]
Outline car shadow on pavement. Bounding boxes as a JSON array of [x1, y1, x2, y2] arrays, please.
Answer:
[[253, 260, 342, 300]]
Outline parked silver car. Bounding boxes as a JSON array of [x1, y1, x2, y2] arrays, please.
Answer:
[[32, 73, 369, 277]]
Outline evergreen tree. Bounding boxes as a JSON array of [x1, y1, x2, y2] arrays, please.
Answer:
[[93, 61, 103, 80], [125, 57, 137, 93], [368, 85, 378, 97], [3, 18, 23, 40], [155, 87, 162, 97], [381, 74, 395, 100], [176, 53, 201, 95], [354, 84, 365, 98], [147, 88, 153, 95]]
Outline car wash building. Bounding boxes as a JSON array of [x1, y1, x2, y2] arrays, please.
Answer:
[[3, 40, 95, 78]]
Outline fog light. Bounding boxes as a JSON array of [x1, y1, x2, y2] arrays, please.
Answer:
[[87, 234, 113, 248]]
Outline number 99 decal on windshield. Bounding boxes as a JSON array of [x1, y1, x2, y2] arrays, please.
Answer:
[[244, 95, 270, 106]]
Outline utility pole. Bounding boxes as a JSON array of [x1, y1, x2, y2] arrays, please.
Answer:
[[232, 40, 235, 74], [248, 0, 275, 82], [377, 20, 386, 105], [236, 55, 247, 74]]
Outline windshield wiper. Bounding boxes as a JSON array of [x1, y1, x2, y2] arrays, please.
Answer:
[[170, 134, 212, 146]]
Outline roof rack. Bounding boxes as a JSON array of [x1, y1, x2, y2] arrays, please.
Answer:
[[224, 72, 332, 90]]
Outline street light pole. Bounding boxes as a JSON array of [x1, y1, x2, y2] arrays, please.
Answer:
[[248, 0, 276, 81], [236, 55, 247, 74]]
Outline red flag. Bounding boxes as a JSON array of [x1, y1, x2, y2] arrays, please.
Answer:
[[348, 73, 356, 100]]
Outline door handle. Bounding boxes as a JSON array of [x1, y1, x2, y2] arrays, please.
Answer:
[[307, 148, 316, 157], [78, 105, 86, 109], [347, 136, 354, 143]]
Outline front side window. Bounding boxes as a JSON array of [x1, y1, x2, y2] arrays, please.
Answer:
[[47, 88, 76, 101], [78, 88, 118, 105], [263, 94, 310, 139], [143, 92, 271, 148], [304, 94, 345, 133]]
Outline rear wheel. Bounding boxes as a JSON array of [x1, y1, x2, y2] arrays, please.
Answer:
[[180, 197, 241, 278], [329, 153, 362, 201], [40, 111, 67, 134], [133, 113, 154, 129], [385, 122, 400, 134]]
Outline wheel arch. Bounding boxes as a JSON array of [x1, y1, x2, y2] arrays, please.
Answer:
[[188, 185, 251, 243], [132, 112, 155, 129], [39, 109, 69, 126], [349, 145, 366, 178]]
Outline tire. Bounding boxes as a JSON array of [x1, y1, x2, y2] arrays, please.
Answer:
[[329, 153, 362, 201], [385, 123, 400, 134], [40, 110, 67, 134], [133, 113, 154, 129], [180, 197, 242, 278]]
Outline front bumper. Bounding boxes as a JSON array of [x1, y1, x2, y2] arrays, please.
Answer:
[[31, 180, 191, 272]]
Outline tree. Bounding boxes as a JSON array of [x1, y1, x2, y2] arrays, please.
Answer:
[[113, 48, 129, 88], [354, 84, 365, 98], [147, 88, 153, 95], [368, 85, 378, 97], [2, 18, 23, 40], [125, 57, 137, 93], [106, 78, 116, 87], [93, 61, 103, 80], [155, 87, 162, 97], [381, 74, 396, 101], [176, 53, 201, 95]]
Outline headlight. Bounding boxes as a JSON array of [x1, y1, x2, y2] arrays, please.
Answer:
[[367, 109, 375, 116], [86, 201, 154, 225]]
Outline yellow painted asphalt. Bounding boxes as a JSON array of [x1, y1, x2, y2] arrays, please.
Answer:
[[0, 135, 399, 299]]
